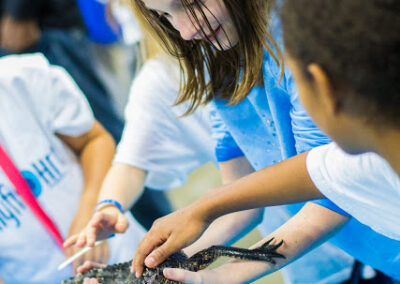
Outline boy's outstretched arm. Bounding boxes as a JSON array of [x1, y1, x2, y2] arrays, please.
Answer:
[[132, 152, 324, 275], [164, 203, 349, 284], [182, 156, 263, 257], [57, 120, 115, 271]]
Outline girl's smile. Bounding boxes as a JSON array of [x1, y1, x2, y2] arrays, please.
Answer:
[[142, 0, 238, 50]]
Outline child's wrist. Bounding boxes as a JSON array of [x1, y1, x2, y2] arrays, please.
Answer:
[[95, 199, 124, 213], [192, 196, 216, 223]]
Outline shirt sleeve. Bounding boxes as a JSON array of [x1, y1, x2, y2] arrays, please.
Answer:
[[286, 70, 332, 153], [20, 54, 94, 136], [312, 199, 350, 217], [209, 101, 244, 162], [307, 143, 400, 240], [114, 58, 215, 190]]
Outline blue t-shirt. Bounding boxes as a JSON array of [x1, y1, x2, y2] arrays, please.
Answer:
[[210, 48, 400, 281]]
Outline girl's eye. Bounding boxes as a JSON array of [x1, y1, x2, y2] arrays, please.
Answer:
[[157, 11, 171, 19]]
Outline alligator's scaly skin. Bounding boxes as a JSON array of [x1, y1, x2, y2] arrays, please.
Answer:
[[62, 238, 284, 284]]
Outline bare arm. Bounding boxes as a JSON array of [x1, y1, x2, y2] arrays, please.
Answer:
[[132, 152, 325, 275], [97, 162, 147, 210], [164, 203, 350, 284], [133, 156, 263, 275], [58, 121, 115, 269], [194, 152, 323, 222], [63, 160, 148, 248], [184, 156, 263, 256], [58, 121, 116, 229]]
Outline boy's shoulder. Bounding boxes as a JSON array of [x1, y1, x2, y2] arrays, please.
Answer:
[[309, 143, 399, 189]]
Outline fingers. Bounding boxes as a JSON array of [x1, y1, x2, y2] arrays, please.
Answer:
[[77, 261, 105, 274], [132, 229, 167, 277], [131, 211, 206, 277], [63, 234, 79, 248], [78, 241, 110, 274], [163, 268, 204, 284], [144, 237, 184, 268], [90, 211, 106, 227], [115, 214, 129, 233], [90, 241, 109, 265], [85, 224, 99, 247], [73, 255, 85, 274], [88, 210, 127, 241], [77, 212, 114, 247], [83, 278, 99, 284], [77, 230, 89, 248]]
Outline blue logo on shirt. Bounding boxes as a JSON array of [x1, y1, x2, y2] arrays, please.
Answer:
[[0, 148, 65, 231], [21, 170, 42, 197]]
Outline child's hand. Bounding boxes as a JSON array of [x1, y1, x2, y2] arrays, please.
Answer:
[[63, 206, 129, 249], [64, 240, 110, 273], [78, 260, 105, 274], [76, 261, 105, 284], [132, 207, 209, 277], [83, 278, 100, 284]]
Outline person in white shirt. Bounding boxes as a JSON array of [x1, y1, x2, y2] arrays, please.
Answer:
[[63, 54, 215, 269], [0, 54, 145, 284]]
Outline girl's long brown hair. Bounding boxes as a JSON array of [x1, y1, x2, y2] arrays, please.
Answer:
[[131, 0, 282, 114]]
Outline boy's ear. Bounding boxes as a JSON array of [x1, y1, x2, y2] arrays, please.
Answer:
[[307, 63, 341, 116]]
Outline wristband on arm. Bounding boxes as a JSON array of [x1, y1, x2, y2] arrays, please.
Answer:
[[95, 199, 123, 213]]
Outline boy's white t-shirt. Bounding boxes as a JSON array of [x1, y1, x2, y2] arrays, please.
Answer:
[[307, 142, 400, 240], [0, 54, 145, 284], [114, 56, 216, 190]]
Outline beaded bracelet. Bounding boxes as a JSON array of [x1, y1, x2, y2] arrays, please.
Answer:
[[95, 199, 123, 213]]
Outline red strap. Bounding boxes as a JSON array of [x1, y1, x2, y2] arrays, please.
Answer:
[[0, 143, 64, 249]]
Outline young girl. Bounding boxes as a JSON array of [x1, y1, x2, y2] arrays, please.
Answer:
[[128, 0, 399, 283], [63, 45, 216, 270], [139, 0, 400, 282]]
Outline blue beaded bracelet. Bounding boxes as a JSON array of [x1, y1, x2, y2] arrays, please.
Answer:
[[95, 199, 123, 212]]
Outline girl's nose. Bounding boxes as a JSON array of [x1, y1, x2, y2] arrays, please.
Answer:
[[171, 14, 199, 41]]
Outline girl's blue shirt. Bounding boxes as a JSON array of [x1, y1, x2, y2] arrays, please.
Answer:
[[209, 49, 400, 280]]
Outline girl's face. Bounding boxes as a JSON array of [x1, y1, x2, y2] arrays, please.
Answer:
[[141, 0, 239, 50]]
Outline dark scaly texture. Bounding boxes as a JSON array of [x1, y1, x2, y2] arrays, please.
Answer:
[[62, 238, 284, 284]]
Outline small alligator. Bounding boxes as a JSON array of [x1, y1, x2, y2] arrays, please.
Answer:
[[62, 238, 284, 284]]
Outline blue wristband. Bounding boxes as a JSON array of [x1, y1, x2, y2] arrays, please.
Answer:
[[95, 199, 123, 213]]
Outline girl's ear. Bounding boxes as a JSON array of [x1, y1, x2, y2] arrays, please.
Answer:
[[307, 63, 341, 116]]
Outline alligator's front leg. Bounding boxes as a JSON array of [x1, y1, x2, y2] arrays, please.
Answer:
[[184, 238, 285, 271]]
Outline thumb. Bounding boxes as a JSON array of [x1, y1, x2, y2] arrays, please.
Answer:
[[144, 238, 183, 268], [114, 214, 129, 233], [163, 268, 203, 284], [63, 234, 78, 248]]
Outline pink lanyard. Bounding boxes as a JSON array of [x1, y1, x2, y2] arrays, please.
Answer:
[[0, 143, 64, 249]]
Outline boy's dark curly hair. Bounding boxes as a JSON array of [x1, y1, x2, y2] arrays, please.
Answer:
[[281, 0, 400, 126]]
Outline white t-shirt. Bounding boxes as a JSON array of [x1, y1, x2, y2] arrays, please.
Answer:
[[307, 142, 400, 240], [114, 56, 216, 190], [0, 54, 145, 284]]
